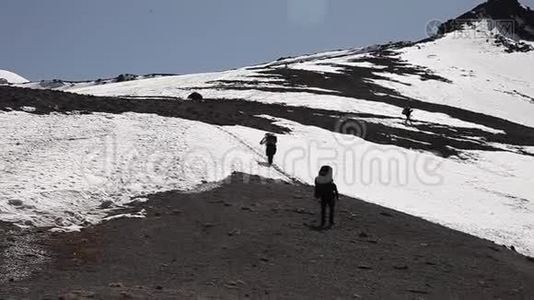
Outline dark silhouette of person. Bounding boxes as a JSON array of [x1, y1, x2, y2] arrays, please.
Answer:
[[260, 133, 277, 165], [402, 105, 414, 125], [314, 166, 339, 228]]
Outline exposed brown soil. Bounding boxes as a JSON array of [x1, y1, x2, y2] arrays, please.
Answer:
[[1, 173, 534, 299]]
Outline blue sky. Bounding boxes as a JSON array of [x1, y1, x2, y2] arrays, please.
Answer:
[[1, 0, 532, 81]]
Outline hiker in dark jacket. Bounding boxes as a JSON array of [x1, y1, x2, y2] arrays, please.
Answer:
[[314, 166, 339, 228], [260, 133, 277, 165], [402, 105, 414, 125]]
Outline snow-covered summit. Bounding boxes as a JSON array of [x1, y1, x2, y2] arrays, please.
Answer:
[[439, 0, 534, 41], [0, 70, 28, 84]]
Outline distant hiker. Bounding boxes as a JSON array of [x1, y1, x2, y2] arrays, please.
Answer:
[[402, 105, 414, 125], [260, 133, 277, 165], [314, 166, 339, 228]]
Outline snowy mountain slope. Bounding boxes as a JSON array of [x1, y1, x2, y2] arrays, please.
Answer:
[[376, 21, 534, 128], [66, 26, 534, 126], [0, 110, 286, 229], [2, 0, 534, 256], [66, 28, 534, 158], [0, 70, 28, 84], [60, 31, 534, 253], [17, 73, 176, 91]]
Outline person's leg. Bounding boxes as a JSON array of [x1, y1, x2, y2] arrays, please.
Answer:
[[266, 146, 276, 165], [329, 200, 335, 226], [320, 199, 327, 227]]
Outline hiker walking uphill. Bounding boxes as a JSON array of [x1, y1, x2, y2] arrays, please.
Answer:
[[260, 133, 277, 165], [402, 105, 414, 125], [314, 166, 339, 228]]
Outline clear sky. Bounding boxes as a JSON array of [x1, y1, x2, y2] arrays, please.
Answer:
[[1, 0, 533, 81]]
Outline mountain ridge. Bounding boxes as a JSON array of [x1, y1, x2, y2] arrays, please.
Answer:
[[438, 0, 534, 40]]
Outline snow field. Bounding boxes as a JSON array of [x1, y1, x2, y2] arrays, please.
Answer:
[[0, 70, 28, 84], [0, 111, 285, 228]]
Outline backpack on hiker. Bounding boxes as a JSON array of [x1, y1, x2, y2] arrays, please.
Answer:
[[260, 133, 278, 165], [314, 165, 339, 227], [263, 133, 277, 145], [314, 166, 338, 200]]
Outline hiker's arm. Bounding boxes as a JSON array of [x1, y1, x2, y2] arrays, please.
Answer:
[[334, 184, 339, 200], [260, 137, 266, 145]]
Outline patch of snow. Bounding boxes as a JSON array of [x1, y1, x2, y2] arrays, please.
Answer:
[[0, 111, 285, 228], [0, 70, 28, 84], [519, 0, 531, 10], [103, 209, 146, 222], [20, 106, 36, 113], [281, 53, 388, 74], [288, 62, 343, 74]]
